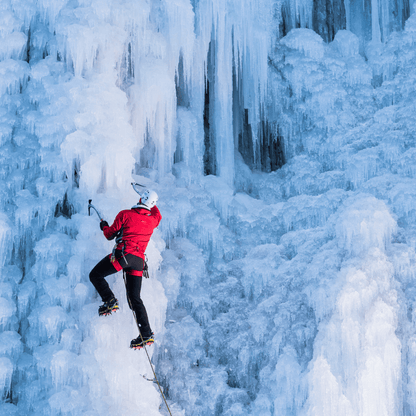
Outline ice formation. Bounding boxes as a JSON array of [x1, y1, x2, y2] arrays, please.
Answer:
[[1, 0, 416, 415]]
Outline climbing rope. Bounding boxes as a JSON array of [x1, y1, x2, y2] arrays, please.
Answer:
[[123, 270, 173, 416]]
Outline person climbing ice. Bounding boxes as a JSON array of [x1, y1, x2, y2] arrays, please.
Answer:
[[89, 187, 161, 350]]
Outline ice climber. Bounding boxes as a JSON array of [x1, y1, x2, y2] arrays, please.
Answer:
[[89, 189, 161, 349]]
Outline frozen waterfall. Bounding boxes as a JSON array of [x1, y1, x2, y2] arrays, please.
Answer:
[[1, 0, 416, 415]]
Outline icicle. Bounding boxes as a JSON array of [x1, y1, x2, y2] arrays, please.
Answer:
[[0, 60, 29, 97], [0, 357, 13, 399], [37, 0, 68, 33], [0, 213, 11, 269], [176, 108, 204, 176], [0, 9, 24, 38], [51, 350, 79, 388], [345, 0, 351, 31], [213, 8, 234, 185], [371, 0, 382, 43], [0, 32, 27, 61], [28, 306, 70, 344], [0, 331, 23, 359]]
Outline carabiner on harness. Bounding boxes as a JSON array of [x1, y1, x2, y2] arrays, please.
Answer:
[[110, 228, 127, 265], [143, 255, 149, 278], [143, 262, 149, 278]]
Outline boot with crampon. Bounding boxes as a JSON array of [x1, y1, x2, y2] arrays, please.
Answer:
[[130, 332, 154, 349], [98, 298, 119, 316]]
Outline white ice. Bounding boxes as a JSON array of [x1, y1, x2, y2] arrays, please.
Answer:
[[1, 0, 416, 415]]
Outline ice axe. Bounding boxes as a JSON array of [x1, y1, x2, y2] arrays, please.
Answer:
[[88, 199, 103, 221], [131, 182, 147, 196]]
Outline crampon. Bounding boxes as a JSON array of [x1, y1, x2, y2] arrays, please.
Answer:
[[98, 298, 119, 316], [130, 333, 154, 350]]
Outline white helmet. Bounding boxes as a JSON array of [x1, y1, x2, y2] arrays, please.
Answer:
[[140, 189, 158, 209]]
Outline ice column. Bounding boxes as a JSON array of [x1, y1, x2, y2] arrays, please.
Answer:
[[127, 0, 198, 178], [372, 0, 382, 43], [213, 6, 235, 185], [194, 0, 276, 183]]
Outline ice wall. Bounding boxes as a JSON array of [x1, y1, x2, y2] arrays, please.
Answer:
[[0, 1, 170, 415], [158, 11, 416, 416], [2, 0, 416, 415]]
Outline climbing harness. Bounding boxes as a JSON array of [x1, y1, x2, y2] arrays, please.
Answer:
[[110, 227, 126, 264], [122, 270, 172, 416]]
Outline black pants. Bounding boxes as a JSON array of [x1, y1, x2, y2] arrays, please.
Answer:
[[89, 251, 152, 337]]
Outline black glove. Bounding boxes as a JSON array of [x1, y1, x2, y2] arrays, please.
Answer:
[[100, 220, 109, 231]]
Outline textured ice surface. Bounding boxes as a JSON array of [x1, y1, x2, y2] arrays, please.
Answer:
[[1, 0, 416, 415]]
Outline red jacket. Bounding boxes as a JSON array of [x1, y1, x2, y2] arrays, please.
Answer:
[[103, 206, 162, 259]]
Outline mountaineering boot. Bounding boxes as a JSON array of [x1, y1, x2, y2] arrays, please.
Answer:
[[98, 298, 119, 316], [130, 332, 154, 349]]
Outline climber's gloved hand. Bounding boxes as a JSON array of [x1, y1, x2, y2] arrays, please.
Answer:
[[100, 220, 109, 231]]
